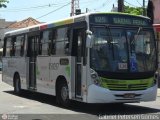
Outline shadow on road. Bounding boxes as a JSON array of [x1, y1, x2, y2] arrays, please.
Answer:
[[4, 90, 160, 116]]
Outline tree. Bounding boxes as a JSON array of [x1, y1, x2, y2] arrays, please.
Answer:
[[0, 0, 9, 8], [124, 6, 144, 15]]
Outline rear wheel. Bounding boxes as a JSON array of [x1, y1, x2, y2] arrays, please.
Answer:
[[56, 81, 70, 107], [14, 75, 21, 95]]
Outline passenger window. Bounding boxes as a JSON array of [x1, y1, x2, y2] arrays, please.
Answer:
[[41, 30, 52, 55], [55, 27, 70, 55], [15, 35, 25, 56], [6, 38, 12, 57], [51, 30, 57, 55]]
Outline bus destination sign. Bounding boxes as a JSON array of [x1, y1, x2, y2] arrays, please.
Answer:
[[113, 17, 148, 26], [90, 14, 150, 26], [94, 16, 108, 23]]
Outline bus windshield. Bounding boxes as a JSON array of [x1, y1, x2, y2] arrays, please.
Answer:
[[90, 26, 156, 73]]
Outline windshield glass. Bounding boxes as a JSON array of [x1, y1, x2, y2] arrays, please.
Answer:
[[127, 29, 156, 72], [90, 26, 156, 73]]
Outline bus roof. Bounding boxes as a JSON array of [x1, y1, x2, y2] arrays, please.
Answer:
[[5, 12, 150, 36]]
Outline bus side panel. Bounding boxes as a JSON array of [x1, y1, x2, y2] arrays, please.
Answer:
[[2, 57, 27, 89], [36, 56, 72, 97], [51, 56, 72, 98], [2, 58, 14, 86], [36, 56, 51, 95]]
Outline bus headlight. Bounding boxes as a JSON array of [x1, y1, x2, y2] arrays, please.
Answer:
[[90, 69, 101, 86]]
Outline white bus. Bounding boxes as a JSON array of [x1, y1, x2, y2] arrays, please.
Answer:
[[2, 12, 158, 106]]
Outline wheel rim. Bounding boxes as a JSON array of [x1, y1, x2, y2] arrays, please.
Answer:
[[61, 86, 68, 101]]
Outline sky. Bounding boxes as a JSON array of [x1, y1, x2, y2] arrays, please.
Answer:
[[0, 0, 148, 22]]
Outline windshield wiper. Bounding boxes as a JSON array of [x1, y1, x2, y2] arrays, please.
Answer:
[[105, 25, 115, 60], [131, 27, 142, 45]]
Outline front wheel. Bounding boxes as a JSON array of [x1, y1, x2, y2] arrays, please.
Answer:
[[14, 75, 21, 95], [56, 82, 70, 107]]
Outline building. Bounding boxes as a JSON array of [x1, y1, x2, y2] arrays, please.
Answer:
[[149, 0, 160, 57], [111, 4, 118, 12], [151, 0, 160, 24], [0, 17, 41, 48], [148, 0, 160, 87], [7, 17, 40, 29], [148, 0, 160, 39], [151, 0, 160, 38], [0, 19, 16, 47]]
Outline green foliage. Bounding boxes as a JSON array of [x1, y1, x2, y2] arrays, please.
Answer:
[[124, 5, 145, 15], [0, 0, 9, 8]]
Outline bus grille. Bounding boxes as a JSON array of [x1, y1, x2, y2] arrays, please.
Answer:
[[106, 83, 149, 91], [100, 77, 154, 91]]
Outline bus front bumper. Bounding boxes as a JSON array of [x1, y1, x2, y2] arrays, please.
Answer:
[[87, 84, 157, 103]]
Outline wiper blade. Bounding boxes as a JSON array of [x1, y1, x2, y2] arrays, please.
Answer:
[[105, 25, 115, 60], [131, 27, 142, 45]]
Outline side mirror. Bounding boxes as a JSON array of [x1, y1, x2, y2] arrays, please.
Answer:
[[86, 30, 93, 48]]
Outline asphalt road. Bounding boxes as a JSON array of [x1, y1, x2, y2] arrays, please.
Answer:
[[0, 74, 160, 120]]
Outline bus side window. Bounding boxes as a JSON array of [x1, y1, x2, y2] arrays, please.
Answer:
[[15, 36, 24, 57], [55, 27, 70, 55], [5, 37, 12, 57], [41, 30, 52, 55], [51, 29, 57, 55], [65, 29, 70, 55], [20, 36, 25, 56], [11, 37, 16, 56], [3, 38, 7, 56], [48, 30, 53, 55]]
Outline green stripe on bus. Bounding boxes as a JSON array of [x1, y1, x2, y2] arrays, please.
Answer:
[[54, 19, 74, 27], [100, 77, 154, 90], [65, 65, 70, 77]]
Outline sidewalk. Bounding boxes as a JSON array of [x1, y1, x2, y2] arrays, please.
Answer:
[[158, 88, 160, 97]]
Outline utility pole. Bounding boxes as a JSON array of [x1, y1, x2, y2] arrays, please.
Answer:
[[70, 0, 80, 16], [118, 0, 124, 12], [143, 0, 146, 16]]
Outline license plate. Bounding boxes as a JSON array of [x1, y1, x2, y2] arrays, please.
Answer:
[[123, 93, 135, 98]]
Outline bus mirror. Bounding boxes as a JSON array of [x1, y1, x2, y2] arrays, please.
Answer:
[[86, 30, 93, 48], [86, 30, 92, 35], [86, 34, 93, 48]]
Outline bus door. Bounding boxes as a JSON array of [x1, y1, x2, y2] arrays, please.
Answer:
[[27, 35, 39, 90], [73, 28, 86, 98]]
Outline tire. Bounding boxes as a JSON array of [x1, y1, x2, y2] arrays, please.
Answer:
[[56, 81, 70, 107], [14, 75, 21, 95]]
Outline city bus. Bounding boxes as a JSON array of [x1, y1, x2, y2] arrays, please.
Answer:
[[2, 12, 158, 106]]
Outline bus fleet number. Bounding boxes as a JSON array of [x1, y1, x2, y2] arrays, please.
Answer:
[[49, 63, 59, 70]]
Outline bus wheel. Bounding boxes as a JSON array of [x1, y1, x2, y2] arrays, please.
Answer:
[[14, 75, 21, 95], [57, 81, 70, 107]]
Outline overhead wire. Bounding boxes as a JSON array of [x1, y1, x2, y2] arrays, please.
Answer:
[[124, 1, 138, 7], [81, 0, 97, 11], [0, 0, 94, 12], [2, 0, 143, 21], [0, 3, 67, 12], [93, 0, 113, 12], [136, 0, 142, 6], [0, 0, 74, 12], [35, 0, 95, 19], [36, 2, 71, 19]]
